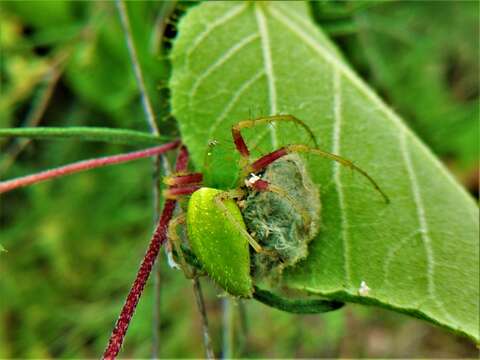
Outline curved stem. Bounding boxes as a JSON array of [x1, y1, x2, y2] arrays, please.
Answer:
[[252, 286, 344, 314], [179, 246, 345, 314], [0, 140, 180, 193]]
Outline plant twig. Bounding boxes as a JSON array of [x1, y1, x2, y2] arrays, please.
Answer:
[[237, 300, 248, 355], [0, 127, 169, 145], [103, 199, 177, 360], [0, 140, 180, 194], [152, 237, 162, 360], [116, 0, 159, 135], [192, 278, 216, 359], [222, 298, 234, 359]]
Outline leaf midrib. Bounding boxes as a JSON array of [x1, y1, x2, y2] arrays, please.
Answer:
[[254, 3, 279, 148]]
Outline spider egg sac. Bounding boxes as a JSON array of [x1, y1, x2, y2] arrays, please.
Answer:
[[242, 154, 321, 279]]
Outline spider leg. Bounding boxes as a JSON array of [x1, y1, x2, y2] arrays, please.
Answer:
[[213, 189, 275, 255], [167, 213, 197, 278], [164, 172, 203, 186], [246, 145, 389, 203], [231, 114, 318, 161], [163, 172, 203, 272]]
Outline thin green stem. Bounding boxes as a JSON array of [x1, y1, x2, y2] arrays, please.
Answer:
[[253, 286, 344, 314], [0, 127, 170, 146], [192, 278, 216, 359], [237, 300, 248, 356], [180, 246, 345, 314], [222, 298, 234, 359], [116, 0, 159, 135]]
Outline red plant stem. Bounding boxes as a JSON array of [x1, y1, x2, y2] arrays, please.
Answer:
[[0, 140, 181, 194], [103, 199, 176, 360], [103, 145, 191, 359]]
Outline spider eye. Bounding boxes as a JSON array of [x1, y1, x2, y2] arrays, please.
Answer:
[[207, 139, 219, 147]]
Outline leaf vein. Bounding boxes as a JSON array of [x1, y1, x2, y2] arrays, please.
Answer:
[[255, 4, 278, 148], [207, 70, 266, 142], [382, 230, 422, 289], [187, 3, 248, 59], [332, 70, 352, 286], [190, 33, 260, 99], [400, 131, 457, 325]]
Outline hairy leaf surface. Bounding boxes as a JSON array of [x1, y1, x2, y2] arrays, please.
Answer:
[[170, 1, 479, 342]]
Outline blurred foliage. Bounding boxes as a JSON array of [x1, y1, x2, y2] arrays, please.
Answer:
[[0, 0, 477, 358]]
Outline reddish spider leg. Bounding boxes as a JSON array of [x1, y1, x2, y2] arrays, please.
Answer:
[[231, 114, 318, 160], [231, 116, 389, 203], [247, 145, 389, 203], [103, 145, 202, 360]]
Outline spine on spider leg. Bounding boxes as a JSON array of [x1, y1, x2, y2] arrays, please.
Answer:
[[103, 146, 190, 360]]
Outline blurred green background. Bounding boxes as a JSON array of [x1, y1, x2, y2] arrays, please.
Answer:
[[0, 1, 478, 358]]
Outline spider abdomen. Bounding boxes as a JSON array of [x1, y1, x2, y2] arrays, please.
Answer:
[[243, 154, 321, 279], [187, 187, 253, 297]]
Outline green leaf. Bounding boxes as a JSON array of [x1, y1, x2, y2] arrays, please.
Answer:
[[170, 1, 479, 342]]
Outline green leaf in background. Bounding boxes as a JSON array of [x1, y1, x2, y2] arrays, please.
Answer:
[[64, 2, 152, 119], [170, 1, 479, 342]]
